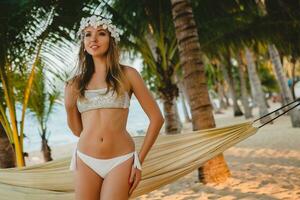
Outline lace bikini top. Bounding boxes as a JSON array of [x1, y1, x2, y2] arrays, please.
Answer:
[[77, 87, 131, 113]]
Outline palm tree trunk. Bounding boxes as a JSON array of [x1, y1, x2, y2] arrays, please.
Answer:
[[244, 47, 269, 123], [178, 80, 191, 123], [215, 64, 228, 110], [170, 0, 230, 183], [290, 56, 297, 100], [224, 90, 230, 108], [41, 137, 53, 162], [221, 58, 243, 116], [237, 52, 253, 119], [162, 97, 182, 134], [217, 82, 228, 110], [268, 44, 300, 127], [0, 122, 16, 168]]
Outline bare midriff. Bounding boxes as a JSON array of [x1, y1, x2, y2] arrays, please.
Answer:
[[77, 108, 135, 158]]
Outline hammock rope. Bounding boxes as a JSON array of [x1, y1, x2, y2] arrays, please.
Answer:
[[253, 98, 300, 128]]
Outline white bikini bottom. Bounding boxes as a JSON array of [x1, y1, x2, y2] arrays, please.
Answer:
[[69, 147, 142, 178]]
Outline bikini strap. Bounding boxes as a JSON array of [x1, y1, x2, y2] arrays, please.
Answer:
[[69, 147, 77, 171], [133, 151, 142, 170]]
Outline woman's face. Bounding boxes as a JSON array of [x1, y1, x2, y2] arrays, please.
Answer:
[[83, 25, 110, 57]]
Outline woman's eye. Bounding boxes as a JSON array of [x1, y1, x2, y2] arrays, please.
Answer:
[[84, 32, 106, 37]]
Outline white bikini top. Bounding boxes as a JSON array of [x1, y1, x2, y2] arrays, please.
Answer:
[[77, 87, 131, 113]]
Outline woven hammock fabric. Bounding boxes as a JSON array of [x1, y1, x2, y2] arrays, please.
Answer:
[[0, 122, 258, 199]]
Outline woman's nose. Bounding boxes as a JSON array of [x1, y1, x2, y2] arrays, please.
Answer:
[[90, 33, 97, 41]]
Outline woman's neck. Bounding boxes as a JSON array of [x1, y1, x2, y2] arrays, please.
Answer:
[[92, 55, 107, 74]]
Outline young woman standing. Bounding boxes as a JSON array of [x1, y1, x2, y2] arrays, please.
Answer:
[[65, 16, 164, 200]]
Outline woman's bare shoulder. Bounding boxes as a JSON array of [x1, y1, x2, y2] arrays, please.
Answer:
[[121, 65, 148, 92], [122, 64, 136, 72], [120, 65, 140, 91], [65, 76, 80, 94], [122, 65, 140, 79]]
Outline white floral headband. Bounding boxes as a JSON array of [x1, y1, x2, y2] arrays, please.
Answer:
[[77, 15, 122, 42]]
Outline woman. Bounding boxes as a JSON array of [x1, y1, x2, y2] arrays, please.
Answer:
[[64, 16, 165, 200]]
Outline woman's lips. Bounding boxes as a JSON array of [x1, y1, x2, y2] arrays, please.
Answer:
[[90, 45, 100, 50]]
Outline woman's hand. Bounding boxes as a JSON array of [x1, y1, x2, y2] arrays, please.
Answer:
[[128, 166, 142, 196]]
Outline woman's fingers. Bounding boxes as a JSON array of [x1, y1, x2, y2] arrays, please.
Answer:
[[128, 167, 135, 184], [129, 171, 141, 195], [129, 179, 137, 195]]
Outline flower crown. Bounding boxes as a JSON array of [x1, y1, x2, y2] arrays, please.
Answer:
[[77, 15, 122, 42]]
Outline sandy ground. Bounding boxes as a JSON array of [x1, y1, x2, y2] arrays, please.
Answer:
[[26, 102, 300, 200]]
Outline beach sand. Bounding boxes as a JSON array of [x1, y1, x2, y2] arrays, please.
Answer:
[[25, 102, 300, 199]]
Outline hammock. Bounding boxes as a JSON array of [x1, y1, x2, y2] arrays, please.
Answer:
[[0, 99, 298, 200], [0, 122, 257, 199]]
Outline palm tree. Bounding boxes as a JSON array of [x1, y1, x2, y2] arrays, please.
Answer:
[[255, 0, 300, 127], [170, 0, 231, 183], [268, 44, 300, 127], [244, 47, 269, 123], [27, 59, 62, 161], [262, 1, 300, 100], [0, 0, 100, 167], [190, 0, 299, 123], [190, 0, 263, 118], [203, 58, 225, 113], [221, 52, 244, 116], [210, 61, 229, 110], [176, 77, 191, 122], [237, 51, 253, 118], [107, 0, 183, 134]]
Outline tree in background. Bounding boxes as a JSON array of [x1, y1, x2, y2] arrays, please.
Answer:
[[27, 59, 62, 161], [0, 0, 99, 167], [170, 0, 231, 183], [107, 0, 183, 134]]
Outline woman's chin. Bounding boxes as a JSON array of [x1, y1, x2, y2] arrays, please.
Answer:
[[88, 51, 107, 57]]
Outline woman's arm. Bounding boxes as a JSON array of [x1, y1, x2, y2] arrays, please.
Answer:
[[125, 66, 165, 164], [64, 80, 83, 137]]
